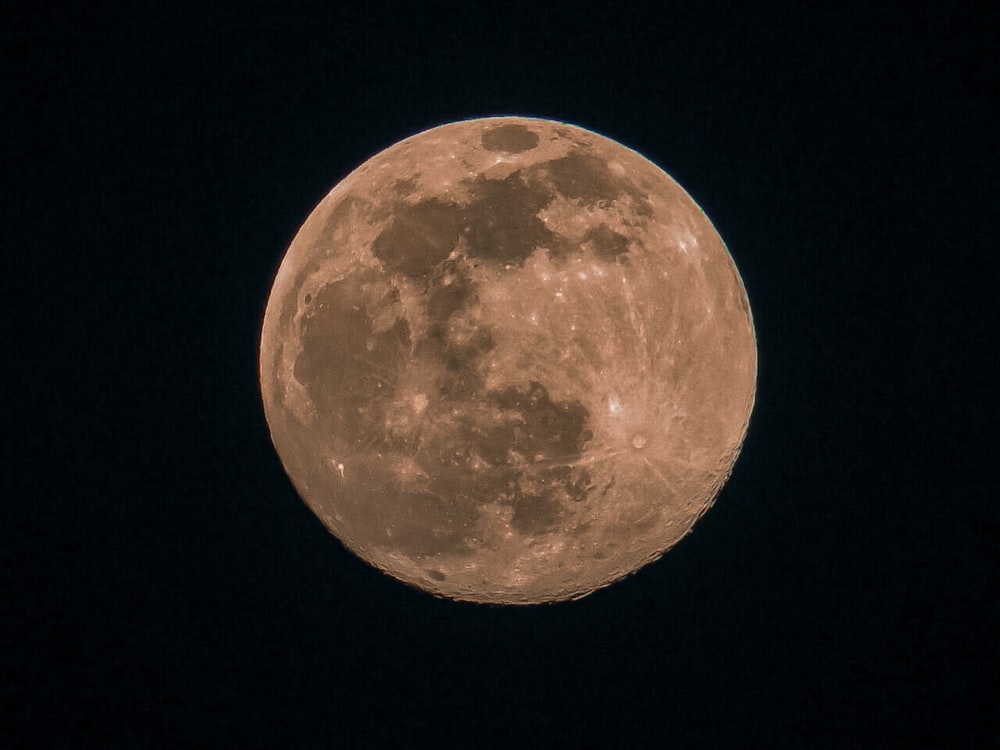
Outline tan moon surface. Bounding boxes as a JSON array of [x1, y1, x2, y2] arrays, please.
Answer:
[[259, 117, 756, 604]]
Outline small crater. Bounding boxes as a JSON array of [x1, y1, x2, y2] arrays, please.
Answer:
[[481, 123, 540, 153], [426, 569, 447, 581], [303, 293, 312, 305]]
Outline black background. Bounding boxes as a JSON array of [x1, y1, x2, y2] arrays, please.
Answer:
[[5, 2, 997, 747]]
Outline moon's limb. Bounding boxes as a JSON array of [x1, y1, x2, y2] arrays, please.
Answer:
[[259, 117, 756, 604]]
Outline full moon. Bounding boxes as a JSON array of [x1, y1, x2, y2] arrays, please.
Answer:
[[259, 117, 756, 604]]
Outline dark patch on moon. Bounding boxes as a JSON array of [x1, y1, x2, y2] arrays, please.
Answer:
[[373, 199, 463, 277], [330, 456, 481, 561], [279, 197, 370, 337], [377, 489, 477, 557], [391, 176, 419, 198], [462, 172, 556, 264], [426, 260, 474, 324], [450, 381, 592, 535], [371, 155, 645, 275], [582, 223, 631, 262], [294, 278, 410, 443], [542, 151, 621, 205], [510, 492, 563, 535], [481, 123, 539, 153], [485, 381, 590, 462], [536, 151, 654, 219], [426, 569, 447, 581]]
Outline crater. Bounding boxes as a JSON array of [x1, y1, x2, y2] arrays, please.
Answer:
[[481, 123, 540, 153], [426, 569, 447, 581]]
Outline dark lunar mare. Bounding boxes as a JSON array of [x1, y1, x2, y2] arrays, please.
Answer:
[[372, 199, 462, 277], [371, 150, 641, 282], [529, 150, 654, 218], [481, 123, 540, 153], [294, 275, 411, 446], [463, 171, 556, 264], [478, 382, 592, 533], [292, 253, 595, 558]]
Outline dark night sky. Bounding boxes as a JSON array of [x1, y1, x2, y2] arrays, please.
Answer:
[[5, 3, 997, 747]]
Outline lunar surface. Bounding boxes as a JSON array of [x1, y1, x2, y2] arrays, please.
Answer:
[[259, 117, 756, 604]]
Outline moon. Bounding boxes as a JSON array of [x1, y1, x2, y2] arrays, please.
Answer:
[[259, 117, 756, 604]]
